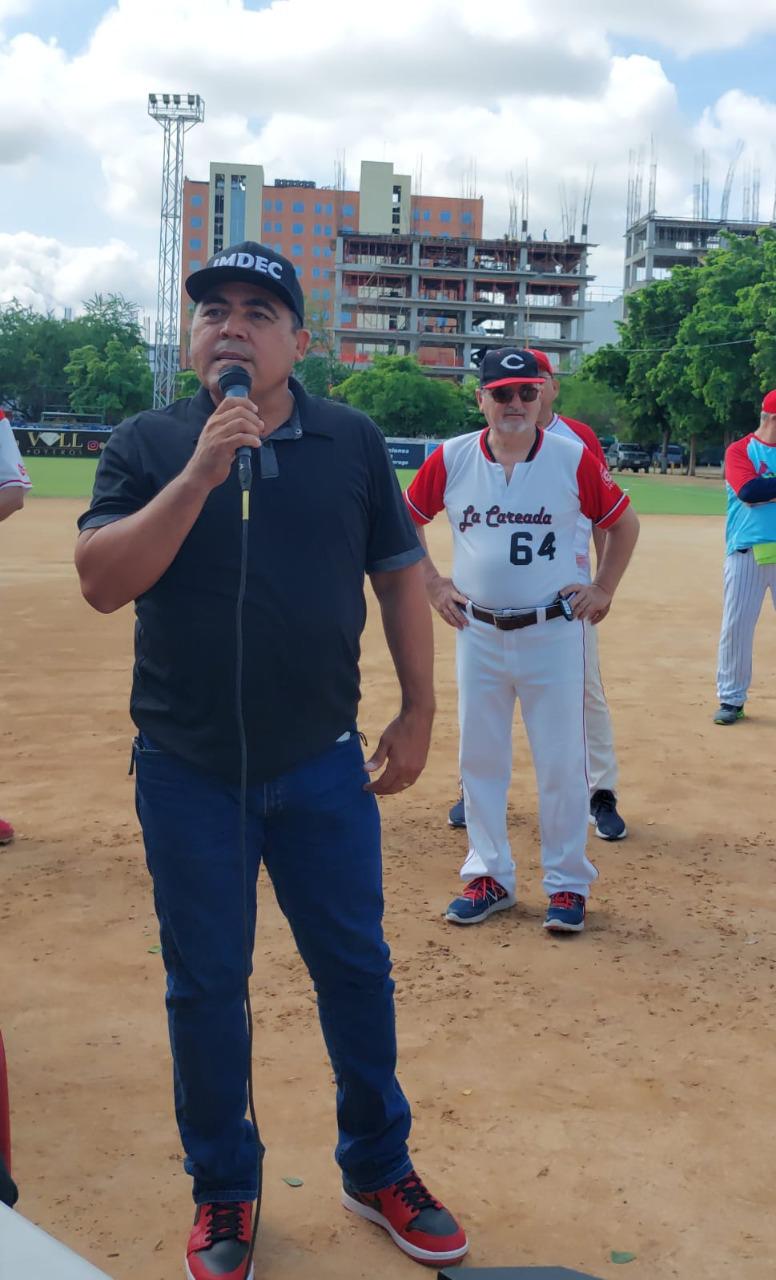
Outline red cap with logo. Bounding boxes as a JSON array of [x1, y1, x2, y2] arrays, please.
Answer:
[[762, 389, 776, 414], [527, 348, 554, 376]]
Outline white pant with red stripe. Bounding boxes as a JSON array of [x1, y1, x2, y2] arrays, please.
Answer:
[[456, 609, 599, 900]]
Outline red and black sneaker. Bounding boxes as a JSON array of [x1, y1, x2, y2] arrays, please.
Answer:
[[185, 1201, 253, 1280], [342, 1168, 468, 1266], [0, 818, 15, 846]]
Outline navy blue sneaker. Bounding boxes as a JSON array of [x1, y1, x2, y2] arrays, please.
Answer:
[[543, 891, 586, 934], [589, 789, 627, 841], [445, 876, 515, 925], [448, 793, 466, 828], [714, 703, 744, 725]]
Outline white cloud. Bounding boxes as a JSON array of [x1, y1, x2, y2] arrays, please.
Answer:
[[0, 0, 775, 313], [0, 232, 156, 316]]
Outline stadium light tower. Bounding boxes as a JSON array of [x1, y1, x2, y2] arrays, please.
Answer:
[[148, 92, 205, 408]]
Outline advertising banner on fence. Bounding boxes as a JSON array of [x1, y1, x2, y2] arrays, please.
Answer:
[[12, 427, 112, 458], [385, 438, 441, 470]]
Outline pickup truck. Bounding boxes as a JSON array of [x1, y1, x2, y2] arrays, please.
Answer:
[[607, 443, 651, 472]]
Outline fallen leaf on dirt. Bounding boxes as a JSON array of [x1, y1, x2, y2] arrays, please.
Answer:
[[283, 1177, 304, 1187], [147, 945, 162, 954], [611, 1250, 637, 1264], [462, 1089, 472, 1096]]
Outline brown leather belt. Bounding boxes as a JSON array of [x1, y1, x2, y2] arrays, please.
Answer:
[[471, 601, 565, 630]]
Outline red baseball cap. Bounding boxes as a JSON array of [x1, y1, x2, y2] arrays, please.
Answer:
[[762, 389, 776, 414], [527, 348, 554, 376]]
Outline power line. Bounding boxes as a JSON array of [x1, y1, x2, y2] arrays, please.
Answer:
[[610, 336, 757, 355]]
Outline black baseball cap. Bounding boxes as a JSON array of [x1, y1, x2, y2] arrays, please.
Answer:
[[185, 241, 305, 325], [478, 347, 544, 389]]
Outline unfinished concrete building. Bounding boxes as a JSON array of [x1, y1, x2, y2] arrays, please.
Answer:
[[334, 232, 591, 379]]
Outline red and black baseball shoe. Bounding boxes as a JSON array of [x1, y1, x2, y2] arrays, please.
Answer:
[[342, 1168, 468, 1266], [185, 1201, 253, 1280]]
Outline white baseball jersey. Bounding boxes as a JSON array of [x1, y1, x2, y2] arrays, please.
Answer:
[[406, 427, 628, 611], [0, 415, 31, 491]]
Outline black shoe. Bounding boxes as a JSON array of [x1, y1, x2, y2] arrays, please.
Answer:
[[589, 789, 627, 841], [713, 703, 744, 725]]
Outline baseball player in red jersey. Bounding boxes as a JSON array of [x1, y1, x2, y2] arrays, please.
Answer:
[[447, 350, 629, 841], [406, 349, 639, 933]]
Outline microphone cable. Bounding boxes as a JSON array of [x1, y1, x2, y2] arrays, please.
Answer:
[[233, 433, 261, 1280]]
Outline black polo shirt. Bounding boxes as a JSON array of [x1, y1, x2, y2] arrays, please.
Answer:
[[78, 378, 423, 783]]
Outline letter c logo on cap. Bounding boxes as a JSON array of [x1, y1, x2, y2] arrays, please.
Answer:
[[500, 353, 526, 370], [268, 261, 282, 280]]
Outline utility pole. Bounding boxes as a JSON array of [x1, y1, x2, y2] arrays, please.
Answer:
[[148, 92, 205, 408]]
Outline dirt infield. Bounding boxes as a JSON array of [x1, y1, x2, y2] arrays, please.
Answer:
[[2, 501, 775, 1280]]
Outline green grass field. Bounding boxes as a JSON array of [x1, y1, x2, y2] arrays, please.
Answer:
[[397, 467, 726, 516], [27, 457, 726, 517]]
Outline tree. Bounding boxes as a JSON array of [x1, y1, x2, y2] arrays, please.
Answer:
[[176, 370, 201, 399], [0, 293, 148, 420], [556, 375, 630, 436], [65, 337, 153, 424], [294, 303, 353, 397], [335, 354, 466, 438]]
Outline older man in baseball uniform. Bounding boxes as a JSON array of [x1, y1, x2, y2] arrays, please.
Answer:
[[406, 348, 639, 933], [714, 388, 776, 724], [447, 350, 628, 841], [0, 408, 32, 847]]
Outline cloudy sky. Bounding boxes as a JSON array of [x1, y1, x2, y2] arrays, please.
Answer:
[[2, 0, 776, 321]]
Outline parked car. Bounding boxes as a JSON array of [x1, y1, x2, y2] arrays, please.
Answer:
[[698, 446, 724, 467], [607, 442, 651, 472], [651, 444, 686, 471]]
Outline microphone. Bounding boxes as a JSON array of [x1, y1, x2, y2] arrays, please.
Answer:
[[218, 364, 254, 492]]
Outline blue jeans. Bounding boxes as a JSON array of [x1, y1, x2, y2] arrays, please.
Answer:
[[133, 730, 412, 1204]]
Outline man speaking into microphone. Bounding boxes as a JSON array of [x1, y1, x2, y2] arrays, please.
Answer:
[[74, 242, 467, 1279]]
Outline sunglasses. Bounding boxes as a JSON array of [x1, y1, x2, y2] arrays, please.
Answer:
[[487, 384, 541, 404]]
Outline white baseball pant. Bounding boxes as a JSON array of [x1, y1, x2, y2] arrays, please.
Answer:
[[717, 549, 776, 706], [583, 619, 618, 796], [456, 610, 599, 900]]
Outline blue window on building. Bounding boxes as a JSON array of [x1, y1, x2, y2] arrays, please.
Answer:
[[296, 266, 303, 277], [274, 222, 282, 233], [315, 202, 322, 214], [412, 209, 420, 221], [440, 210, 451, 223], [274, 243, 283, 253], [312, 267, 321, 278], [275, 199, 283, 212], [322, 269, 330, 279], [189, 237, 202, 250], [191, 216, 203, 229], [313, 224, 321, 236], [292, 201, 304, 213], [324, 224, 332, 236], [313, 246, 321, 257], [325, 202, 333, 214], [264, 220, 272, 232], [312, 289, 320, 300], [462, 211, 473, 224], [342, 203, 353, 216], [292, 245, 303, 256], [340, 310, 351, 323], [264, 198, 273, 210], [191, 195, 203, 207], [423, 210, 430, 221], [323, 289, 330, 299], [342, 225, 352, 232], [189, 260, 201, 271], [323, 247, 332, 258], [322, 309, 329, 320], [292, 222, 304, 234]]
